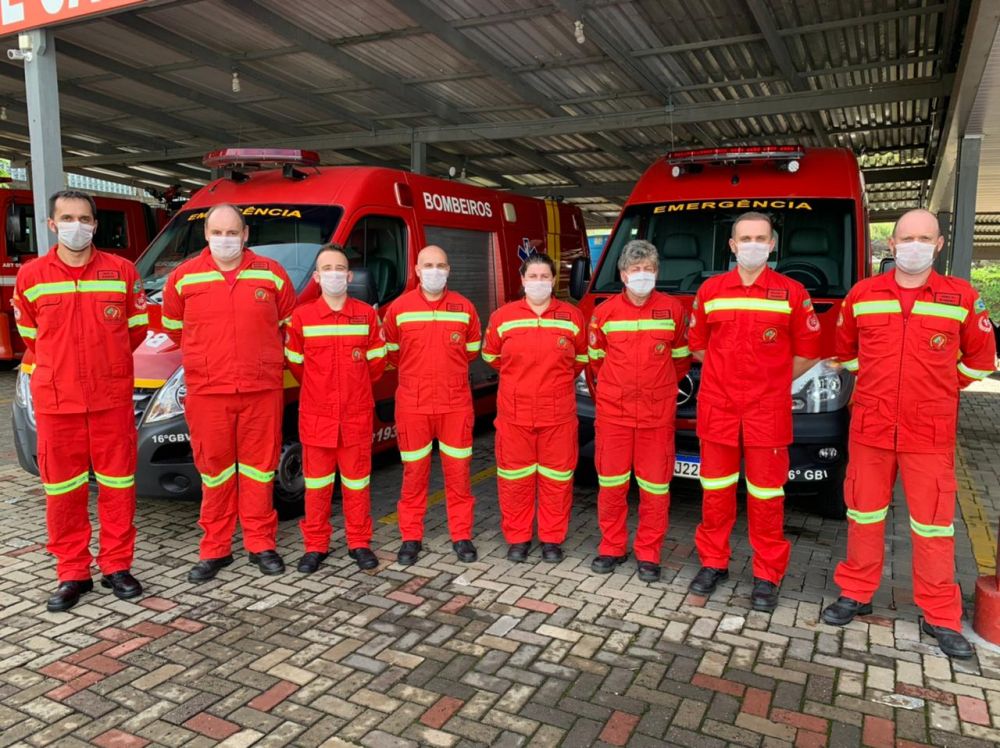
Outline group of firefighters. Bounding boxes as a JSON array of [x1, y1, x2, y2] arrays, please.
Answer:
[[14, 190, 997, 661]]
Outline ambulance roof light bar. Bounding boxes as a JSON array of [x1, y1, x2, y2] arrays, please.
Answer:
[[202, 149, 321, 181], [667, 145, 804, 177]]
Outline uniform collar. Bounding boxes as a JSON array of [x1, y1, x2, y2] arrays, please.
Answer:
[[516, 295, 559, 315], [620, 289, 657, 309], [871, 268, 939, 295], [312, 295, 353, 319], [417, 286, 449, 307], [199, 246, 257, 272], [45, 246, 100, 274], [722, 265, 770, 289]]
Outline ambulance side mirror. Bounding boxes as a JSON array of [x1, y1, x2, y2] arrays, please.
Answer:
[[878, 257, 896, 275], [348, 267, 377, 305], [569, 257, 590, 300]]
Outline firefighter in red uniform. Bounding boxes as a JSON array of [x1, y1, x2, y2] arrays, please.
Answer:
[[688, 212, 821, 611], [822, 209, 996, 659], [482, 254, 587, 563], [14, 190, 148, 611], [284, 245, 386, 573], [383, 245, 482, 566], [588, 240, 691, 582], [161, 204, 296, 582]]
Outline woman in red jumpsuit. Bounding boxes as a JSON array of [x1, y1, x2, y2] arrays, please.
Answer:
[[482, 254, 587, 562]]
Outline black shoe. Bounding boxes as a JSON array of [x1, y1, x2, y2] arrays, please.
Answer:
[[637, 561, 661, 583], [249, 550, 285, 576], [100, 570, 143, 600], [751, 578, 779, 612], [397, 540, 422, 566], [187, 555, 234, 583], [507, 542, 531, 563], [453, 539, 478, 563], [821, 596, 873, 626], [349, 547, 379, 571], [46, 580, 94, 612], [921, 619, 974, 660], [541, 543, 563, 563], [297, 551, 328, 574], [689, 566, 729, 595], [591, 554, 628, 574]]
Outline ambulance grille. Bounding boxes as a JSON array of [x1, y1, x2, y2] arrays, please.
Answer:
[[133, 389, 156, 426]]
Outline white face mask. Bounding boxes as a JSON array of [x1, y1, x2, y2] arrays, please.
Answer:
[[735, 242, 771, 271], [319, 270, 349, 297], [57, 221, 95, 252], [523, 280, 553, 303], [624, 271, 655, 297], [208, 235, 243, 262], [894, 241, 936, 274], [419, 267, 448, 294]]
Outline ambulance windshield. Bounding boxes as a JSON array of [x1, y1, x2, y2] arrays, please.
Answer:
[[593, 198, 857, 299], [136, 204, 342, 300]]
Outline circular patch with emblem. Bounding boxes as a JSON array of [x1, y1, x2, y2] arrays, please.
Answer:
[[929, 333, 947, 350], [104, 305, 122, 321], [558, 336, 568, 347], [980, 315, 993, 333], [689, 313, 696, 328], [589, 331, 597, 345], [762, 327, 778, 343], [655, 342, 666, 354], [255, 288, 267, 301], [136, 293, 148, 311], [12, 304, 20, 321], [450, 331, 461, 343], [837, 310, 844, 327], [352, 348, 361, 361], [806, 313, 821, 332]]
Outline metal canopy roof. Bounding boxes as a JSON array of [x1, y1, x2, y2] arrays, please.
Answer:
[[0, 0, 977, 228]]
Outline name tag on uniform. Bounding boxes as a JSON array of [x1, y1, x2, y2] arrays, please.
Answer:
[[652, 309, 671, 319], [252, 261, 269, 270], [935, 292, 961, 306], [97, 270, 120, 280], [554, 311, 571, 320], [350, 316, 367, 325], [767, 288, 789, 300], [447, 303, 463, 312]]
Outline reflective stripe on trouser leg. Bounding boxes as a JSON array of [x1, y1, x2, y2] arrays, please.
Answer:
[[233, 390, 282, 553], [186, 393, 240, 558], [744, 445, 790, 583], [88, 405, 138, 575], [301, 444, 337, 553], [496, 421, 538, 544], [396, 412, 434, 541], [595, 420, 635, 557], [694, 439, 742, 570], [338, 440, 374, 548], [437, 410, 475, 541], [537, 420, 578, 544], [632, 425, 673, 564]]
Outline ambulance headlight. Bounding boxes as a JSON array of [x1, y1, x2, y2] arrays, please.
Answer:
[[15, 366, 35, 427], [144, 367, 187, 424], [791, 359, 853, 413], [575, 371, 591, 398]]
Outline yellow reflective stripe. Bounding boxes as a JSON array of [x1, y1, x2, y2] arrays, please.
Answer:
[[703, 298, 791, 314], [396, 311, 470, 325], [588, 347, 606, 360], [841, 357, 859, 372], [909, 516, 954, 538], [43, 471, 89, 496], [496, 318, 580, 336], [672, 346, 690, 358], [16, 324, 36, 339], [912, 300, 968, 323], [386, 342, 400, 351], [238, 464, 275, 483], [498, 464, 537, 480], [575, 354, 589, 363], [303, 324, 369, 337], [746, 480, 784, 500], [23, 281, 77, 302], [602, 319, 676, 334], [400, 442, 433, 462], [304, 472, 336, 489], [201, 464, 236, 488], [598, 471, 631, 488], [237, 268, 285, 291], [341, 474, 371, 490], [636, 476, 670, 495], [853, 300, 902, 316], [285, 347, 304, 364], [439, 442, 472, 459], [161, 315, 183, 330], [700, 472, 740, 490], [78, 280, 127, 294], [175, 271, 225, 293], [128, 313, 148, 328], [466, 340, 481, 352], [958, 361, 992, 380], [538, 465, 574, 482], [94, 472, 135, 489], [847, 505, 889, 525], [482, 352, 499, 363], [366, 345, 387, 360]]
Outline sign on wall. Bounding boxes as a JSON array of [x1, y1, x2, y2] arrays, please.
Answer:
[[1, 0, 147, 36]]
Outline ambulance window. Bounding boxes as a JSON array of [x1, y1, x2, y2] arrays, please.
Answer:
[[5, 203, 35, 257], [94, 210, 128, 249], [343, 215, 406, 304]]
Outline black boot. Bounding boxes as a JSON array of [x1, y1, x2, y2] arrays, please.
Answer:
[[397, 540, 422, 566], [248, 550, 285, 575], [453, 539, 478, 563], [187, 555, 234, 583], [591, 554, 628, 574], [348, 547, 379, 571], [637, 561, 661, 583], [688, 566, 729, 595], [751, 578, 779, 612], [921, 619, 974, 660], [507, 542, 530, 563], [101, 571, 143, 600], [297, 551, 328, 574], [540, 543, 563, 563], [46, 580, 94, 612], [821, 596, 873, 626]]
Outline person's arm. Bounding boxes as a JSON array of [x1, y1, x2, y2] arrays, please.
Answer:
[[465, 304, 482, 362], [12, 271, 37, 354], [275, 265, 297, 326], [366, 307, 387, 382], [383, 302, 400, 368], [687, 289, 708, 363], [957, 294, 997, 388], [283, 312, 305, 385], [587, 312, 607, 377], [835, 289, 860, 376], [161, 270, 184, 344], [481, 310, 502, 371], [124, 264, 149, 350], [572, 308, 588, 375], [671, 301, 692, 380], [790, 287, 822, 377]]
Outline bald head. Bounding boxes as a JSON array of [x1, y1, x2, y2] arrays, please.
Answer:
[[204, 203, 248, 246], [417, 245, 448, 268], [892, 209, 940, 243]]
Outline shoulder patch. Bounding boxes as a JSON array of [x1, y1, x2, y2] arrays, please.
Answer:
[[802, 297, 812, 308], [767, 288, 789, 301], [133, 280, 142, 294], [447, 303, 463, 312], [935, 292, 961, 306], [975, 297, 987, 314], [652, 309, 671, 319], [692, 298, 698, 310], [97, 270, 120, 280]]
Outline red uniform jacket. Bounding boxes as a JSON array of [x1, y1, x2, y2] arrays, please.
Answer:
[[588, 290, 691, 429], [14, 248, 147, 415], [482, 298, 587, 428], [836, 270, 996, 453], [689, 267, 821, 447], [284, 296, 386, 447], [382, 287, 482, 415], [161, 249, 296, 396]]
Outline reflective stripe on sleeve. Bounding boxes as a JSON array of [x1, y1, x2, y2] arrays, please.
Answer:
[[161, 315, 183, 330], [237, 268, 285, 290], [703, 298, 791, 314], [538, 465, 574, 482], [386, 342, 400, 351], [846, 505, 889, 525], [575, 354, 589, 364], [671, 346, 690, 358], [366, 345, 387, 360], [841, 358, 859, 372], [439, 442, 472, 459], [909, 516, 954, 538], [700, 472, 739, 491], [341, 474, 371, 490], [958, 361, 992, 380], [285, 347, 304, 364], [746, 480, 785, 500], [852, 300, 902, 316], [43, 471, 89, 496], [128, 313, 149, 328], [16, 324, 36, 339], [601, 319, 676, 334], [400, 442, 433, 462], [201, 464, 237, 488], [482, 352, 499, 363], [912, 300, 968, 323], [588, 347, 606, 360], [94, 472, 135, 489], [598, 471, 631, 488], [497, 464, 537, 480], [466, 340, 482, 353], [636, 476, 670, 495], [238, 464, 276, 483]]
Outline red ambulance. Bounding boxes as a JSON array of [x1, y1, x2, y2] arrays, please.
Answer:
[[12, 149, 587, 517], [571, 146, 871, 517]]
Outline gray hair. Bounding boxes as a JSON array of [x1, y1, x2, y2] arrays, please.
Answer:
[[617, 239, 659, 272]]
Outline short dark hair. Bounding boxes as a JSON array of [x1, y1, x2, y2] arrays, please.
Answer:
[[519, 252, 557, 277], [204, 203, 246, 229], [49, 190, 96, 219], [731, 211, 773, 239], [315, 242, 350, 269]]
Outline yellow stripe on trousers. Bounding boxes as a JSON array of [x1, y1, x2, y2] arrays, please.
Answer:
[[377, 466, 497, 525]]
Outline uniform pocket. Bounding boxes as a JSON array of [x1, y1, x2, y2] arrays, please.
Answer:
[[932, 473, 957, 527]]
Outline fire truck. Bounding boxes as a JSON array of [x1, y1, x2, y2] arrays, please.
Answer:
[[12, 149, 588, 517], [570, 146, 871, 518]]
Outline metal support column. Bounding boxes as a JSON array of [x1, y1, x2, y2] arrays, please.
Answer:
[[936, 211, 952, 273], [410, 140, 426, 174], [23, 29, 65, 256], [951, 134, 982, 280]]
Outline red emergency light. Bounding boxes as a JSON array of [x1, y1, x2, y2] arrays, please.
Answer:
[[666, 145, 804, 177], [202, 148, 321, 169]]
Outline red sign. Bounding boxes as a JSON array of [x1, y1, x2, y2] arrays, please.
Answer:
[[1, 0, 147, 35]]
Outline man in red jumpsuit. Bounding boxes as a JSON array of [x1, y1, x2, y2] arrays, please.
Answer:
[[162, 204, 296, 581], [822, 209, 996, 659], [688, 212, 821, 611], [588, 239, 690, 582], [14, 190, 148, 611], [382, 245, 482, 566], [284, 245, 386, 573]]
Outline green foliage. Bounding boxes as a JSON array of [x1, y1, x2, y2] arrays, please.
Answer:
[[870, 222, 894, 243], [971, 262, 1000, 318]]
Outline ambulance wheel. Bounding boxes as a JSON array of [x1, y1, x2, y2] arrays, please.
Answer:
[[815, 477, 846, 520], [274, 439, 305, 520]]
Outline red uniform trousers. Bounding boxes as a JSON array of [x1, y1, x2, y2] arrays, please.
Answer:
[[185, 390, 282, 558], [834, 440, 961, 629], [595, 421, 673, 564], [495, 419, 577, 544], [301, 440, 373, 552], [36, 405, 137, 581], [396, 409, 474, 542], [695, 440, 791, 583]]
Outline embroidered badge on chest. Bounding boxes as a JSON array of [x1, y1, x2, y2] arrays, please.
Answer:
[[762, 327, 778, 343], [450, 331, 461, 343], [654, 342, 666, 354], [353, 348, 362, 360], [255, 288, 268, 301], [104, 305, 122, 321], [558, 336, 568, 347], [929, 333, 947, 350]]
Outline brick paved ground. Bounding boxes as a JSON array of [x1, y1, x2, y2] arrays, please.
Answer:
[[2, 368, 1000, 747]]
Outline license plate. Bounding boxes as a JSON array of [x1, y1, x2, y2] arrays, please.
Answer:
[[673, 456, 700, 479]]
